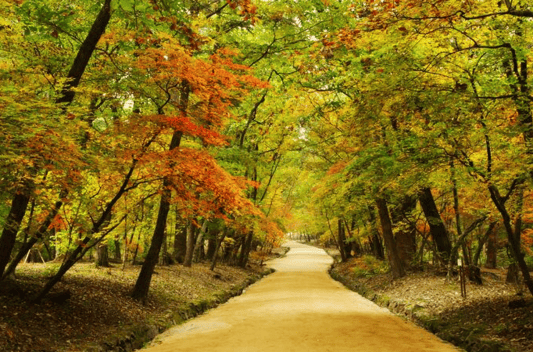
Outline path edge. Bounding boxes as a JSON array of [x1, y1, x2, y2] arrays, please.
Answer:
[[92, 267, 275, 352], [328, 264, 514, 352]]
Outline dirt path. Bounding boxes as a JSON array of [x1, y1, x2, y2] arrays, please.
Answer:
[[140, 241, 461, 352]]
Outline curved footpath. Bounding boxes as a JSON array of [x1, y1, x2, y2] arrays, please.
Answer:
[[139, 241, 461, 352]]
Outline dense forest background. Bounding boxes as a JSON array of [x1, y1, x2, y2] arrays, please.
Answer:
[[2, 0, 533, 306]]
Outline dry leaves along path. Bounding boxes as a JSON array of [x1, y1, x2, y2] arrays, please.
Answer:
[[140, 241, 461, 352]]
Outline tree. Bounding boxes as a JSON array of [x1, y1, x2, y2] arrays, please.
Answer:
[[0, 0, 112, 278], [376, 198, 405, 278]]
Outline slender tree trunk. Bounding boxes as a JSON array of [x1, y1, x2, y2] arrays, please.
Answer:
[[239, 232, 254, 268], [210, 229, 227, 271], [473, 222, 497, 267], [453, 168, 472, 269], [131, 185, 172, 301], [0, 190, 31, 278], [345, 218, 362, 256], [375, 198, 405, 278], [489, 184, 533, 295], [231, 237, 243, 265], [56, 0, 112, 105], [368, 206, 384, 259], [193, 220, 209, 263], [418, 187, 452, 263], [340, 219, 353, 259], [484, 225, 498, 269], [131, 131, 182, 301], [114, 238, 121, 261], [34, 224, 119, 303], [206, 236, 217, 260], [35, 240, 90, 302], [96, 244, 110, 267], [131, 78, 189, 301], [131, 232, 141, 265], [183, 220, 196, 268], [34, 156, 139, 302], [324, 208, 341, 253], [446, 217, 486, 279], [337, 219, 347, 262], [173, 222, 187, 264], [159, 230, 169, 265], [0, 0, 113, 279]]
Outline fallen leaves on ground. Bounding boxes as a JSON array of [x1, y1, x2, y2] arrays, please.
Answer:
[[0, 259, 267, 352], [332, 258, 533, 352]]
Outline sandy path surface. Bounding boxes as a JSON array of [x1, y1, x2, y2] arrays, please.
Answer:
[[140, 241, 460, 352]]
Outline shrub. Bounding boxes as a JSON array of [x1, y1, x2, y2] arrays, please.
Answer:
[[352, 255, 388, 277]]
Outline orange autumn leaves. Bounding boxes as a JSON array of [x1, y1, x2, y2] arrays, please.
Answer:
[[97, 34, 277, 234]]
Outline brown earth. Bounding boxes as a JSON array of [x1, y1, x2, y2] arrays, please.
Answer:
[[142, 241, 460, 352], [329, 253, 533, 352], [0, 258, 272, 352]]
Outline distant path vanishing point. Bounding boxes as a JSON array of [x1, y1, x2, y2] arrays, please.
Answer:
[[140, 241, 460, 352]]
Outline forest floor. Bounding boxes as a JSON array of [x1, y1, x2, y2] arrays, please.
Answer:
[[327, 249, 533, 352], [0, 251, 282, 352]]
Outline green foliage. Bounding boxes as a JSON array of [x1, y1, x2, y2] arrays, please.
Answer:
[[352, 255, 389, 278], [3, 0, 533, 305]]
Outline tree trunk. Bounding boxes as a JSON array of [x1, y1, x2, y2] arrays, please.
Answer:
[[496, 52, 532, 293], [56, 0, 112, 105], [173, 223, 187, 264], [368, 207, 384, 259], [0, 0, 112, 279], [325, 209, 341, 254], [210, 229, 227, 271], [131, 131, 182, 302], [193, 220, 209, 263], [337, 219, 347, 262], [131, 232, 141, 265], [96, 244, 109, 267], [34, 157, 138, 302], [484, 229, 498, 269], [446, 217, 486, 280], [489, 184, 533, 295], [34, 239, 91, 302], [506, 263, 520, 284], [114, 238, 121, 261], [130, 77, 190, 302], [0, 191, 31, 278], [390, 196, 417, 269], [347, 218, 362, 256], [206, 236, 217, 260], [231, 237, 243, 265], [375, 198, 405, 278], [33, 214, 122, 303], [159, 228, 170, 266], [131, 187, 171, 300], [183, 220, 196, 268], [340, 219, 353, 259], [238, 232, 254, 268], [473, 222, 497, 267], [418, 187, 452, 263]]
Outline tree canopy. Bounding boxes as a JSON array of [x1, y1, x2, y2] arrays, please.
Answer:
[[2, 0, 533, 300]]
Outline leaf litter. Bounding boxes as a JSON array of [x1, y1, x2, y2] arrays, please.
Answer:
[[0, 260, 267, 352], [332, 259, 533, 352]]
